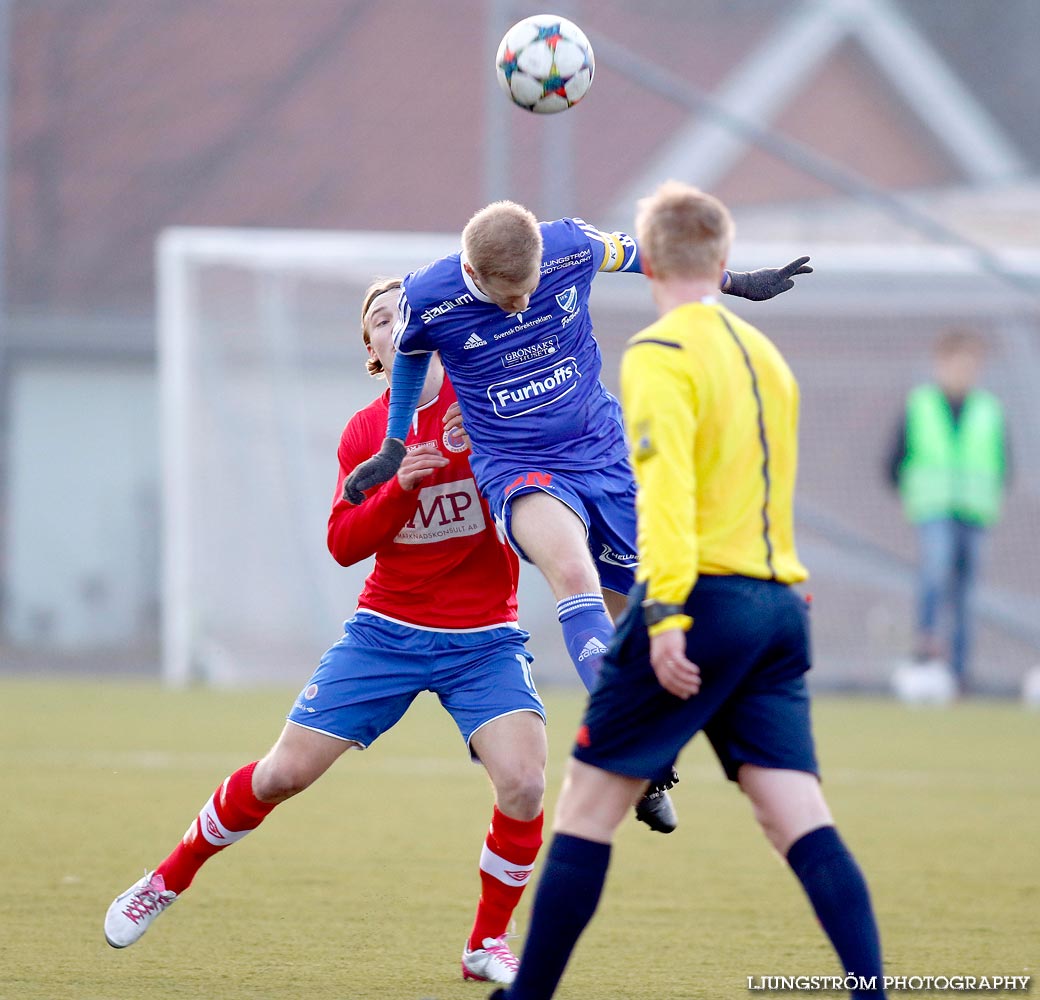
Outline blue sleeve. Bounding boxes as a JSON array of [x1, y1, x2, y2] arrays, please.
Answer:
[[573, 218, 644, 275], [385, 352, 431, 441], [571, 218, 732, 289], [391, 283, 434, 354]]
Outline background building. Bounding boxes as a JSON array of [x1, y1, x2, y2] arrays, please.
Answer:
[[1, 0, 1038, 691]]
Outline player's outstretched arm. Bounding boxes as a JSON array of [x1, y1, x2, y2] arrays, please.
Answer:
[[341, 351, 431, 504], [341, 438, 407, 505], [722, 256, 812, 301]]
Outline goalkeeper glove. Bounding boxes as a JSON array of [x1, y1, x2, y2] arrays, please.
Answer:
[[724, 256, 812, 301], [342, 438, 407, 505]]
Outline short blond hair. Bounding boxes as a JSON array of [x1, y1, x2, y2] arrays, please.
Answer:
[[462, 200, 543, 283], [360, 277, 402, 376], [635, 181, 734, 280]]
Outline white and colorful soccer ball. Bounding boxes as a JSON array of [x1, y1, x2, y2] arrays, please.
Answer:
[[495, 14, 595, 114]]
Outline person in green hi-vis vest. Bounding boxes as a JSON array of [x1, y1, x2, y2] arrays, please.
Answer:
[[887, 330, 1011, 694]]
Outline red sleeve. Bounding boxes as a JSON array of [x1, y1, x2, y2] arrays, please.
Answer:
[[326, 407, 420, 567]]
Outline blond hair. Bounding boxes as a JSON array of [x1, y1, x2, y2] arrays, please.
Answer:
[[462, 200, 543, 283], [360, 277, 402, 376], [635, 181, 734, 280]]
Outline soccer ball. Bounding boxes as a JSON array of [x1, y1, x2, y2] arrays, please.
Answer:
[[495, 14, 595, 114], [891, 659, 957, 706]]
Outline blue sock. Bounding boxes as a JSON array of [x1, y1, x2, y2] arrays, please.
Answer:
[[507, 834, 611, 1000], [556, 593, 612, 691], [787, 826, 886, 999]]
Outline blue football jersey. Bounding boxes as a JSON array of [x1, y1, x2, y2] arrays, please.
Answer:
[[393, 218, 643, 484]]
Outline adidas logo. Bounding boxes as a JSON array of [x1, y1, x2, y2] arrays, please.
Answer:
[[578, 637, 608, 662], [463, 332, 487, 349]]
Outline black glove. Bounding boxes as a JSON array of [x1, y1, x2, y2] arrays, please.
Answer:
[[342, 438, 407, 505], [724, 256, 813, 301]]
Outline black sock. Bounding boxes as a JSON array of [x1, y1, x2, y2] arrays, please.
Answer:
[[787, 825, 886, 998], [507, 833, 611, 1000]]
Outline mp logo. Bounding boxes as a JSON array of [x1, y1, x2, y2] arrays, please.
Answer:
[[394, 478, 485, 544]]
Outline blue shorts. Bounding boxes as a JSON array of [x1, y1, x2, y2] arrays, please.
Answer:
[[287, 612, 545, 759], [480, 457, 638, 595], [573, 577, 818, 784]]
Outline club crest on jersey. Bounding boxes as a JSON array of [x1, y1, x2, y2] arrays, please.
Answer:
[[555, 285, 579, 314], [442, 425, 469, 453], [488, 358, 581, 418]]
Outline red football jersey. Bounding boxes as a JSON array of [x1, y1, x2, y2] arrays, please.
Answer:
[[328, 379, 519, 629]]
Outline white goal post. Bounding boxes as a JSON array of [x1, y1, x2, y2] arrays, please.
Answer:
[[157, 227, 1040, 692]]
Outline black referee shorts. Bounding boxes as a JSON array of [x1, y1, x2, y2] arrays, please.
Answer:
[[573, 575, 819, 784]]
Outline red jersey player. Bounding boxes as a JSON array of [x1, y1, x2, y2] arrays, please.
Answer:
[[104, 278, 548, 986]]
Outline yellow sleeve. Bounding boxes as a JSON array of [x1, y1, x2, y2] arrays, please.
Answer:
[[620, 338, 698, 623]]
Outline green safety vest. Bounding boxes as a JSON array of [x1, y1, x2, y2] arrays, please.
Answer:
[[899, 385, 1006, 526]]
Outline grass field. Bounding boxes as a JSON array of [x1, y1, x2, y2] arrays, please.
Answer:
[[2, 678, 1037, 1000]]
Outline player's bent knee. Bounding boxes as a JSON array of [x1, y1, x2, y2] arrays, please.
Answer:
[[252, 762, 313, 803], [493, 767, 546, 820], [253, 746, 348, 802]]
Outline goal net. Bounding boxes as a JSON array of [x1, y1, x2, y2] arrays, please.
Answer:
[[158, 228, 1040, 692]]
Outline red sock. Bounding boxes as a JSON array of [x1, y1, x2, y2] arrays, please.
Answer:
[[468, 806, 544, 950], [156, 761, 276, 894]]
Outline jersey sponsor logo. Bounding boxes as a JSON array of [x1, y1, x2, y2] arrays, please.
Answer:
[[406, 439, 438, 452], [555, 286, 579, 314], [442, 425, 469, 453], [463, 332, 487, 349], [394, 478, 485, 544], [492, 312, 553, 341], [541, 247, 592, 276], [502, 336, 560, 368], [504, 471, 553, 496], [420, 292, 473, 324], [598, 543, 638, 568], [488, 359, 580, 418]]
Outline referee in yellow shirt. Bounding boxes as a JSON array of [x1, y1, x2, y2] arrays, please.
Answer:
[[494, 183, 887, 1000]]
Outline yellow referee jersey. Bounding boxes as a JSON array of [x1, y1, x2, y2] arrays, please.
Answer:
[[620, 299, 807, 624]]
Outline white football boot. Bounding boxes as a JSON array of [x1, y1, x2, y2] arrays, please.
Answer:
[[104, 870, 177, 948], [461, 934, 520, 984]]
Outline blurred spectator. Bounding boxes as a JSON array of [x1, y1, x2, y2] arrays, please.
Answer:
[[887, 330, 1011, 694]]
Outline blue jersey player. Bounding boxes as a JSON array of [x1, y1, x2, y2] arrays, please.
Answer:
[[491, 182, 886, 1000], [344, 201, 812, 832]]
